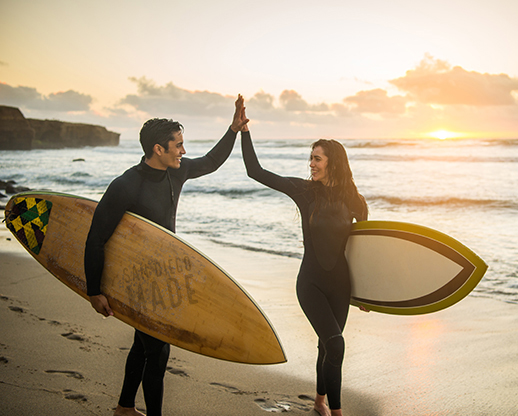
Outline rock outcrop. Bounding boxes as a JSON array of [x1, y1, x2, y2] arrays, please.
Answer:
[[28, 118, 120, 148], [0, 105, 120, 150], [0, 106, 35, 150]]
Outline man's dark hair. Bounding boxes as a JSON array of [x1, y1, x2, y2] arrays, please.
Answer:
[[140, 118, 184, 158]]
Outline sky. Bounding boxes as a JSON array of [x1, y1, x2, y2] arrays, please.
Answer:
[[1, 0, 517, 140]]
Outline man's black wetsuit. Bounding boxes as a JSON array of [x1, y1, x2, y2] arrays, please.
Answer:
[[85, 127, 237, 416], [242, 131, 365, 410]]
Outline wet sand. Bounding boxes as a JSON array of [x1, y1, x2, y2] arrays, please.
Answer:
[[1, 214, 517, 415]]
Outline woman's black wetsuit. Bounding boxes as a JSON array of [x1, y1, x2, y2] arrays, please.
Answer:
[[242, 131, 364, 410]]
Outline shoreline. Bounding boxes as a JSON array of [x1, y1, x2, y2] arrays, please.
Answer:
[[1, 215, 518, 415]]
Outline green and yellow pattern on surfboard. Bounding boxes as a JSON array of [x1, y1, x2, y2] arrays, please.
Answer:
[[6, 197, 53, 255]]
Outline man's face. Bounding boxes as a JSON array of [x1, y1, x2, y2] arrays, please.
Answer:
[[158, 130, 186, 169]]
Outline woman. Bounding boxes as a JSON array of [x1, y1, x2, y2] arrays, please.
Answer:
[[240, 113, 368, 416]]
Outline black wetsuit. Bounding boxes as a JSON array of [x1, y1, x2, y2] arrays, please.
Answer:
[[242, 131, 365, 410], [85, 127, 237, 416]]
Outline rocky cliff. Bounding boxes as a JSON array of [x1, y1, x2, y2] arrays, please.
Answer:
[[0, 106, 35, 150], [28, 118, 120, 148], [0, 105, 120, 150]]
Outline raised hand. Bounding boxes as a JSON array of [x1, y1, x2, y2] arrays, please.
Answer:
[[231, 94, 250, 132]]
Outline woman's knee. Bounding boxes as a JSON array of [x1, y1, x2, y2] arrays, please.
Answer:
[[324, 334, 345, 367]]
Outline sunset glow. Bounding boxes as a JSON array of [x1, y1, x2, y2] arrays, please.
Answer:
[[1, 0, 517, 140], [427, 130, 464, 140]]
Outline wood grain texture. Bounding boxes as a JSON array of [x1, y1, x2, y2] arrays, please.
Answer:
[[5, 192, 286, 364]]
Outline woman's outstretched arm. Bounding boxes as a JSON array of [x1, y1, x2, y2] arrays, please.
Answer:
[[241, 130, 304, 196]]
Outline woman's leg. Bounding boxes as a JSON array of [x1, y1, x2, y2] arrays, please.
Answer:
[[297, 280, 350, 411]]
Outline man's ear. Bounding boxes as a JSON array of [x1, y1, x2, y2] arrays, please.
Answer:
[[153, 143, 163, 157]]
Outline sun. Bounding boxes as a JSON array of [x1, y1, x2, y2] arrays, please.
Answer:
[[427, 130, 462, 140]]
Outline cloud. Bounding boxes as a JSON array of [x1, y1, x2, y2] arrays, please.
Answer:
[[116, 81, 337, 132], [118, 77, 234, 118], [117, 81, 331, 126], [248, 90, 275, 110], [3, 55, 517, 140], [279, 89, 329, 112], [0, 83, 40, 107], [390, 54, 518, 106], [112, 69, 518, 139], [44, 90, 92, 111], [0, 83, 92, 112], [344, 88, 407, 114]]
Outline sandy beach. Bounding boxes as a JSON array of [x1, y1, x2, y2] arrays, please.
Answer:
[[1, 211, 517, 416]]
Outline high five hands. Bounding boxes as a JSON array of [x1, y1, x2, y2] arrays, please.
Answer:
[[231, 94, 250, 133]]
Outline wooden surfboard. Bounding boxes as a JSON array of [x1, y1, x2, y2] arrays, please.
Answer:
[[346, 220, 488, 315], [4, 192, 286, 364]]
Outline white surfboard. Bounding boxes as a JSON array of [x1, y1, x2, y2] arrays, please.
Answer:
[[345, 221, 488, 315]]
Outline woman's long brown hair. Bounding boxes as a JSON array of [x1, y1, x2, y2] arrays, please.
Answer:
[[310, 139, 368, 221]]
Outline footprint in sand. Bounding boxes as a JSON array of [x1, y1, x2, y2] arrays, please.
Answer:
[[210, 382, 253, 395], [4, 298, 67, 327], [167, 366, 189, 377], [254, 398, 291, 412], [254, 396, 315, 413], [36, 316, 61, 324], [63, 389, 87, 402], [61, 332, 86, 342], [45, 370, 85, 380], [298, 394, 314, 402]]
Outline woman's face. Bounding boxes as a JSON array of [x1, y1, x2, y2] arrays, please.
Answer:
[[310, 146, 329, 185]]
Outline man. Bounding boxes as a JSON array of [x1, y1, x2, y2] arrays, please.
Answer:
[[84, 95, 249, 416]]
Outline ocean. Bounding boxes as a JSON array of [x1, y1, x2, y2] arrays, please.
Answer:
[[1, 136, 517, 304]]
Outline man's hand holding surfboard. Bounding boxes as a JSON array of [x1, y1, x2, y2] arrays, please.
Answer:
[[89, 294, 114, 317]]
